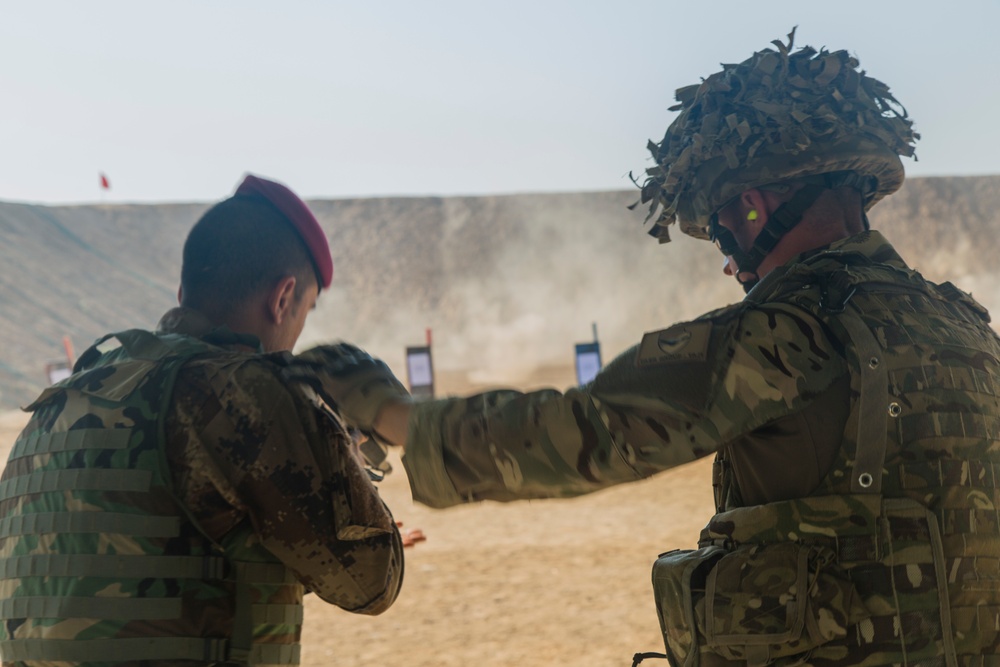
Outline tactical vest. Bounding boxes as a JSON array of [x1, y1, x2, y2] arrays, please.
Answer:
[[652, 252, 1000, 667], [0, 330, 304, 666]]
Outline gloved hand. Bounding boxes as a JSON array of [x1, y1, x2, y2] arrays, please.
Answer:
[[285, 342, 410, 433]]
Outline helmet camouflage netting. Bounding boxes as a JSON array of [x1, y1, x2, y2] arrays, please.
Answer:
[[634, 28, 920, 242]]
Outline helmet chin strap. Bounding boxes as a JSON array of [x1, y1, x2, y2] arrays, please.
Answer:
[[712, 225, 760, 293], [737, 272, 759, 294], [711, 183, 828, 294]]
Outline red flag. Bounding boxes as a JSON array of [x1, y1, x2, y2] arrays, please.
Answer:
[[99, 173, 110, 190]]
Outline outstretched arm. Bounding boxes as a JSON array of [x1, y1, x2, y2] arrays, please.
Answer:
[[301, 306, 849, 511], [393, 307, 848, 508]]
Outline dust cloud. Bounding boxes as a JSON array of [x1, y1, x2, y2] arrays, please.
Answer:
[[299, 192, 740, 392], [2, 176, 1000, 409]]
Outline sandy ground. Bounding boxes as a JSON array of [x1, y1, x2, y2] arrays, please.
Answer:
[[0, 368, 714, 667]]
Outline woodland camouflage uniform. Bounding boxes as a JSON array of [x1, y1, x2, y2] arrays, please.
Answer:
[[393, 31, 1000, 666], [0, 307, 403, 667]]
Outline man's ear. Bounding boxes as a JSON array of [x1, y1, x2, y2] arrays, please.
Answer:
[[265, 276, 298, 325], [738, 188, 770, 234], [177, 285, 183, 305]]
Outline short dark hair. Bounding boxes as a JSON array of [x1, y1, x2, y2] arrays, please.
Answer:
[[181, 196, 318, 316]]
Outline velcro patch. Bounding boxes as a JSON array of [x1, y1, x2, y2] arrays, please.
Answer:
[[637, 322, 711, 367]]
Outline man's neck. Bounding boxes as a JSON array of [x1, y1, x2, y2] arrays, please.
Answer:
[[756, 220, 852, 281], [158, 306, 265, 352]]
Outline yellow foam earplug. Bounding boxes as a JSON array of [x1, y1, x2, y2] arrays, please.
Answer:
[[747, 209, 758, 221]]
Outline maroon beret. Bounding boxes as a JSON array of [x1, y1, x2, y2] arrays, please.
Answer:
[[234, 174, 333, 289]]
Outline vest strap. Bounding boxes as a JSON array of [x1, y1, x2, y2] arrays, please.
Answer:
[[111, 329, 192, 362], [0, 554, 225, 580], [251, 603, 305, 625], [0, 469, 152, 501], [760, 297, 890, 493], [235, 561, 300, 584], [0, 511, 179, 537], [0, 596, 181, 620], [884, 498, 959, 667], [253, 642, 302, 665], [230, 580, 254, 664], [0, 637, 302, 665], [9, 429, 131, 460], [898, 458, 1000, 490], [0, 637, 228, 662], [839, 305, 890, 494]]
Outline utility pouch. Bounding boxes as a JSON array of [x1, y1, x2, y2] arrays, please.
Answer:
[[652, 543, 869, 667], [651, 546, 726, 667]]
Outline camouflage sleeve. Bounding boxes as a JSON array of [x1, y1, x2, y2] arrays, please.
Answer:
[[402, 303, 849, 508], [168, 357, 403, 615]]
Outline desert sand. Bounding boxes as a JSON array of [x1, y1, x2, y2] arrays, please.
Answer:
[[0, 367, 714, 667]]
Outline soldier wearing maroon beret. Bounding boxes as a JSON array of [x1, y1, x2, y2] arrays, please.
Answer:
[[0, 175, 405, 666]]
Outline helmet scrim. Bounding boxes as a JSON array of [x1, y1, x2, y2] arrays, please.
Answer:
[[632, 28, 919, 243]]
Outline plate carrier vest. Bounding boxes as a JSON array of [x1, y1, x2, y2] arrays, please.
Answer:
[[0, 330, 304, 666], [653, 251, 1000, 667]]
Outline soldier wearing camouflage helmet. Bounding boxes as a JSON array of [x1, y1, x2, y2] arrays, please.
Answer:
[[299, 30, 1000, 665], [0, 175, 405, 666]]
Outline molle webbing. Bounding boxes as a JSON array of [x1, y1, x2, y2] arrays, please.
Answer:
[[0, 554, 225, 580], [227, 561, 302, 664], [0, 468, 152, 498], [0, 637, 301, 664], [0, 637, 229, 663], [0, 562, 308, 620], [0, 511, 180, 537], [8, 428, 130, 459], [252, 604, 304, 625], [0, 331, 305, 665], [0, 596, 182, 620]]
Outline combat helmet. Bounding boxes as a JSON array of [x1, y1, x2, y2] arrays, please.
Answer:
[[633, 28, 919, 282]]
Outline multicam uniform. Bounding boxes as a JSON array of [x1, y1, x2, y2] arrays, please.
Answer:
[[0, 307, 403, 667], [402, 231, 1000, 666]]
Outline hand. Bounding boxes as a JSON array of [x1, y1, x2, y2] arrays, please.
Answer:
[[286, 343, 410, 432], [396, 521, 427, 548]]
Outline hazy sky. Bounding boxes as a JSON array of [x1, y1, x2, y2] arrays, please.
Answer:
[[2, 1, 997, 204]]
